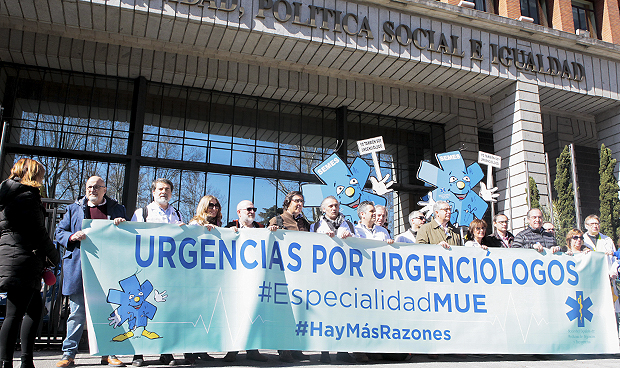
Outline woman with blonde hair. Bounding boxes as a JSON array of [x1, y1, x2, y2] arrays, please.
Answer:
[[566, 228, 590, 255], [0, 158, 60, 368], [189, 195, 222, 229]]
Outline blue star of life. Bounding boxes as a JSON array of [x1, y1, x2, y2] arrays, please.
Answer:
[[566, 291, 593, 327]]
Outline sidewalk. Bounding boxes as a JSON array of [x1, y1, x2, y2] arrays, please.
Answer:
[[17, 350, 620, 368]]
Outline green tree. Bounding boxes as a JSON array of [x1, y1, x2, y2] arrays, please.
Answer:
[[258, 205, 282, 226], [599, 144, 620, 243], [554, 145, 576, 241], [529, 176, 540, 209]]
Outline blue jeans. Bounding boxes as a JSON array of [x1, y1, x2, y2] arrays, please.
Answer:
[[62, 293, 86, 358]]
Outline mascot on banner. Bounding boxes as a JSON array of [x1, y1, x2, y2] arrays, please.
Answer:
[[417, 151, 497, 226], [106, 274, 168, 342]]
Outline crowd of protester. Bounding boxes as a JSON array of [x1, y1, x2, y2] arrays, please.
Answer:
[[0, 158, 619, 368]]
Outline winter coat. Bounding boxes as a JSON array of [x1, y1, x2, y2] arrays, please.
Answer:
[[55, 195, 126, 296], [0, 178, 60, 292]]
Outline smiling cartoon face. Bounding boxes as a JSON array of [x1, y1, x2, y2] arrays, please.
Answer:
[[127, 290, 145, 308], [446, 169, 472, 199], [334, 174, 363, 206], [107, 275, 154, 311]]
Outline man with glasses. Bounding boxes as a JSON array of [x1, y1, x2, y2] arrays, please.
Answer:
[[416, 201, 461, 249], [56, 177, 127, 368], [268, 191, 310, 362], [583, 214, 620, 318], [395, 210, 425, 243], [131, 178, 184, 366], [512, 208, 560, 253], [222, 200, 269, 363], [485, 213, 514, 248]]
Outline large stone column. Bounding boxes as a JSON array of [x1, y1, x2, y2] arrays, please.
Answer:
[[491, 81, 548, 233]]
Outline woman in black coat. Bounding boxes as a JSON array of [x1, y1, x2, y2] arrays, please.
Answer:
[[0, 158, 60, 368]]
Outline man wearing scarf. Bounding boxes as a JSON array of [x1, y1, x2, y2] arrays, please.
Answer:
[[310, 196, 355, 238]]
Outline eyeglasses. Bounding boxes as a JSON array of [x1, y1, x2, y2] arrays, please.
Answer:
[[86, 185, 105, 191], [586, 222, 600, 226], [208, 203, 221, 209], [572, 235, 584, 240], [496, 220, 508, 224], [245, 207, 257, 212], [292, 198, 304, 204], [439, 208, 451, 212], [545, 228, 556, 232]]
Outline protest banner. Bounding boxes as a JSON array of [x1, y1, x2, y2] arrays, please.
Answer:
[[81, 220, 619, 355]]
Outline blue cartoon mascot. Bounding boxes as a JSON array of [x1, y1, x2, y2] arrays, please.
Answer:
[[301, 153, 389, 222], [107, 274, 167, 342], [417, 151, 496, 226]]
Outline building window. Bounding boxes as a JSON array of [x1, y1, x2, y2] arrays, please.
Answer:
[[473, 0, 486, 12], [1, 64, 444, 228], [572, 0, 597, 38]]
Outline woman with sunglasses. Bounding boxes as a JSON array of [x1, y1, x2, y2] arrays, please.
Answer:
[[566, 228, 591, 255], [189, 195, 222, 229], [464, 219, 489, 250]]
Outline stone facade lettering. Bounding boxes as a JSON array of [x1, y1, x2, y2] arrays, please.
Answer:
[[162, 0, 587, 81]]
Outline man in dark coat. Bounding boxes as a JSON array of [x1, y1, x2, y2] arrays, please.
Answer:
[[55, 176, 126, 368]]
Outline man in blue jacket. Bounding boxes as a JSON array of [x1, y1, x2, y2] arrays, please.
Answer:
[[55, 176, 127, 368]]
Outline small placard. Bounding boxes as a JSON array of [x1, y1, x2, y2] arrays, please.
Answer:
[[478, 151, 502, 168], [357, 136, 385, 155]]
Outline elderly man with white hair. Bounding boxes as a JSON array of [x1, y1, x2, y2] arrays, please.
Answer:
[[309, 196, 354, 238], [395, 210, 426, 243]]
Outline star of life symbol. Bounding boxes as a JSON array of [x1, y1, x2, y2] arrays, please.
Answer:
[[565, 291, 593, 327]]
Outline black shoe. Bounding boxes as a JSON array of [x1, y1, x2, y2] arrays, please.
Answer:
[[291, 351, 310, 361], [246, 350, 268, 362], [131, 355, 144, 367], [320, 352, 331, 364], [20, 359, 34, 368], [159, 355, 174, 365], [336, 352, 356, 363], [183, 354, 195, 365], [196, 353, 214, 361], [278, 350, 294, 363]]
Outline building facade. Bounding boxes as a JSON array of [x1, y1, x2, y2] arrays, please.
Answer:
[[1, 0, 620, 233]]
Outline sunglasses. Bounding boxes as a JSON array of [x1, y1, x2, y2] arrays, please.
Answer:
[[572, 235, 584, 240], [415, 216, 425, 220], [246, 207, 257, 212], [208, 203, 221, 209]]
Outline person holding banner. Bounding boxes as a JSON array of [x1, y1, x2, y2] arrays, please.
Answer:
[[512, 208, 560, 253], [485, 214, 514, 248], [130, 179, 189, 366], [464, 219, 489, 249], [354, 201, 394, 244], [416, 201, 461, 249], [395, 210, 425, 243], [222, 200, 269, 363], [565, 229, 590, 255], [268, 191, 310, 362], [188, 195, 222, 228], [309, 196, 355, 239], [374, 205, 390, 234], [55, 176, 126, 368], [0, 158, 60, 368]]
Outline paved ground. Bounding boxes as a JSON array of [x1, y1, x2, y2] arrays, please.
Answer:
[[13, 350, 620, 368]]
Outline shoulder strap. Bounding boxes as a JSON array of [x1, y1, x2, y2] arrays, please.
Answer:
[[346, 220, 354, 231], [174, 207, 181, 221], [312, 222, 319, 232], [142, 205, 148, 221]]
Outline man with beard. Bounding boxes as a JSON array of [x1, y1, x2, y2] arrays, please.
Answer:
[[131, 178, 182, 224], [131, 178, 185, 366], [222, 200, 269, 363], [310, 196, 354, 239], [268, 191, 310, 362], [56, 176, 126, 368]]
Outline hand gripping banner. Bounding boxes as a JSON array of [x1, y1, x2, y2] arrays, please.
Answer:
[[80, 220, 620, 355]]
